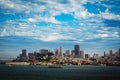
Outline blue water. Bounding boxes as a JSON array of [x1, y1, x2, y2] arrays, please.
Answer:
[[0, 65, 120, 80]]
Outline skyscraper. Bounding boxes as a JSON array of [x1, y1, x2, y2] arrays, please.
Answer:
[[74, 44, 80, 58], [104, 51, 106, 57], [93, 53, 99, 59], [71, 50, 75, 57], [65, 50, 70, 57], [55, 49, 59, 56], [118, 48, 120, 57], [65, 50, 70, 55], [80, 50, 85, 58], [22, 49, 27, 57], [110, 50, 113, 56], [20, 49, 28, 61], [60, 46, 63, 57]]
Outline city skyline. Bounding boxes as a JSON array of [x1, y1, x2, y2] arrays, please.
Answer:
[[0, 43, 120, 59], [12, 46, 120, 64], [0, 0, 120, 58]]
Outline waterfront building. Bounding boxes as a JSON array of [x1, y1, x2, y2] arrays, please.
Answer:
[[74, 44, 80, 58]]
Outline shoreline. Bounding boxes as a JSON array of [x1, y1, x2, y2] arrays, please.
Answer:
[[1, 61, 120, 67]]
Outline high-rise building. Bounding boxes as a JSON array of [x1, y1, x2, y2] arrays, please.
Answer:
[[59, 46, 63, 57], [74, 44, 80, 58], [65, 50, 71, 57], [80, 51, 85, 58], [55, 49, 59, 56], [104, 51, 106, 57], [66, 50, 70, 55], [118, 48, 120, 57], [110, 50, 113, 56], [22, 49, 27, 57], [19, 49, 28, 61], [71, 50, 75, 57], [93, 53, 99, 59]]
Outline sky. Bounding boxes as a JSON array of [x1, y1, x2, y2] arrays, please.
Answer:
[[0, 0, 120, 58]]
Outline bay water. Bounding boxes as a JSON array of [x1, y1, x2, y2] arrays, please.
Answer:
[[0, 65, 120, 80]]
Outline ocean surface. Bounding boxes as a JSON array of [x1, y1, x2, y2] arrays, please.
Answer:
[[0, 65, 120, 80]]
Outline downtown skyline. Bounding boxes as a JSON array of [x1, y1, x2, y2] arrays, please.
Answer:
[[0, 0, 120, 58]]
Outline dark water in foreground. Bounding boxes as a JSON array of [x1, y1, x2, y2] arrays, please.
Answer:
[[0, 65, 120, 80]]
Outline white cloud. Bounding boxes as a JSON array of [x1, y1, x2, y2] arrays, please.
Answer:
[[98, 33, 108, 38], [42, 17, 61, 24], [112, 32, 119, 37], [27, 16, 61, 24], [0, 0, 120, 43], [0, 20, 119, 42], [40, 35, 63, 42], [100, 12, 120, 20], [0, 28, 9, 36], [75, 11, 87, 18], [28, 18, 37, 22]]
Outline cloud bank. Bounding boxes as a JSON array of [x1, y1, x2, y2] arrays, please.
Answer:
[[0, 0, 120, 43]]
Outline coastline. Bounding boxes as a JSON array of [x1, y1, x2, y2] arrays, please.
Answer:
[[1, 61, 120, 66]]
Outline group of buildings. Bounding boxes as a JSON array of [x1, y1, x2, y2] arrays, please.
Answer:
[[54, 45, 86, 58], [15, 44, 120, 65], [16, 45, 88, 61]]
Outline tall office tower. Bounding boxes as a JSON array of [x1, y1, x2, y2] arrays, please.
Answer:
[[80, 51, 85, 58], [55, 49, 59, 56], [118, 48, 120, 57], [22, 49, 27, 57], [93, 54, 99, 59], [74, 44, 80, 58], [110, 50, 113, 56], [59, 46, 63, 57], [71, 50, 75, 57], [21, 49, 28, 61], [65, 50, 70, 57], [104, 51, 106, 57]]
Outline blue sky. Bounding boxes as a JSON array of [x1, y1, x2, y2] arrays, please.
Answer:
[[0, 0, 120, 58]]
